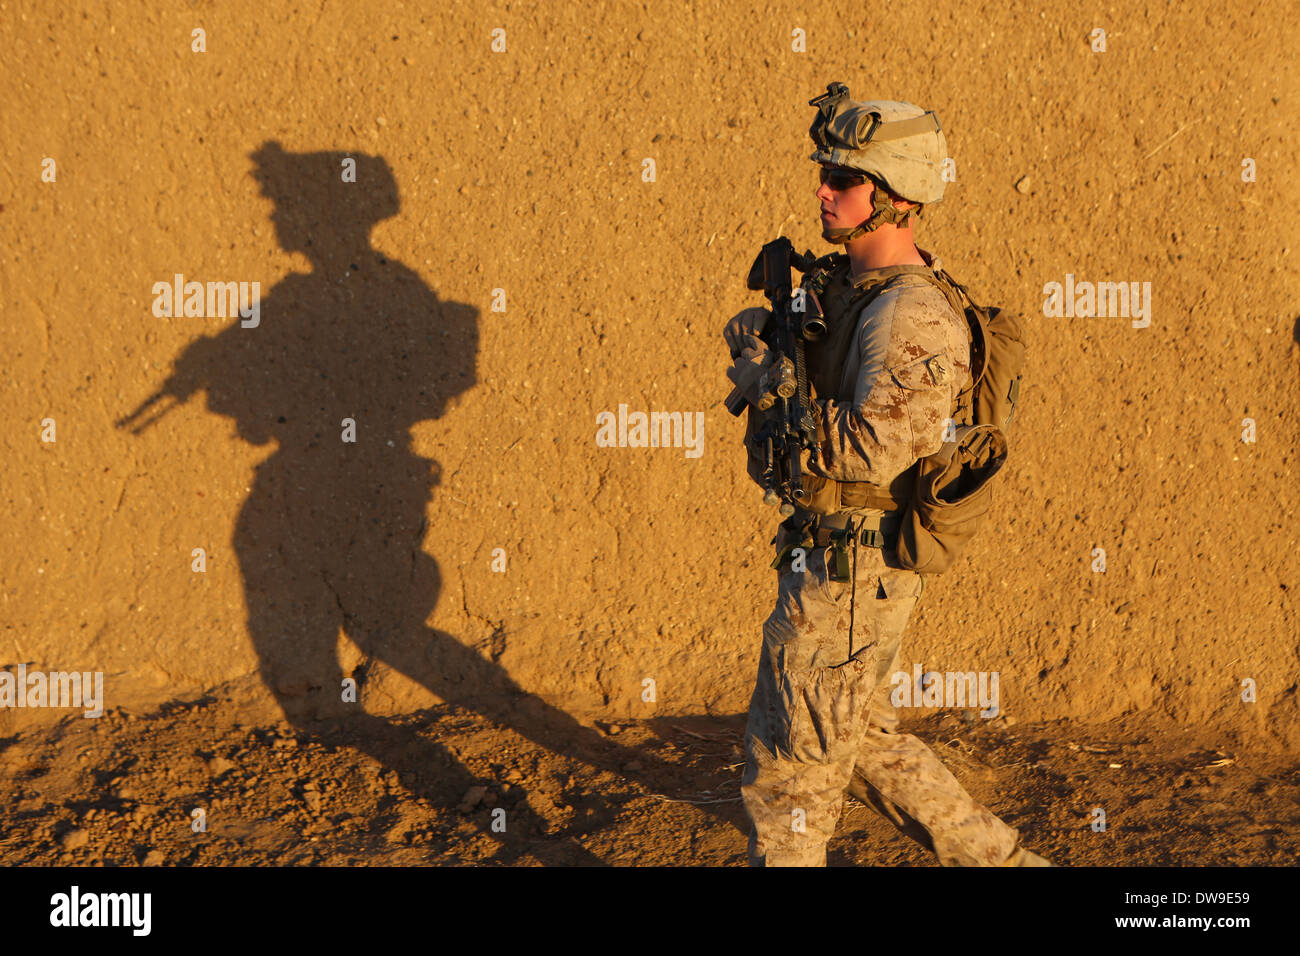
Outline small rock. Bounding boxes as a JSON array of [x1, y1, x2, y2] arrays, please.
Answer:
[[524, 790, 560, 819], [624, 761, 644, 773], [605, 723, 621, 736], [459, 785, 488, 811], [142, 849, 164, 867], [60, 829, 89, 850], [1015, 175, 1031, 194], [303, 791, 322, 813], [207, 756, 235, 776]]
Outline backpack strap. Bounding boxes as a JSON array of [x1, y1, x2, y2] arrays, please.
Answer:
[[834, 269, 978, 514], [909, 269, 988, 390]]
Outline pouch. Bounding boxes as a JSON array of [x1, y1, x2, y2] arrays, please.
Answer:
[[895, 424, 1008, 574]]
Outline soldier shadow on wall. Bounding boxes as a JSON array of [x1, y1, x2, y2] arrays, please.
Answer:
[[119, 143, 747, 863]]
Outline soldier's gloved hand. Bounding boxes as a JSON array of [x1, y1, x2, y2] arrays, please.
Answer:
[[733, 332, 768, 362], [723, 306, 771, 359], [726, 333, 775, 408]]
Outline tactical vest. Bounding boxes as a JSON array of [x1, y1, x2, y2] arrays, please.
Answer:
[[796, 251, 1026, 573], [797, 254, 959, 513]]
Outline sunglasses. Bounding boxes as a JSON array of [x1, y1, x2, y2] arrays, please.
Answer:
[[819, 167, 869, 191]]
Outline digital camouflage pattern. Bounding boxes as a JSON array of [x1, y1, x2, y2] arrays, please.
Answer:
[[743, 263, 972, 499], [740, 524, 1021, 866], [740, 263, 1030, 866], [808, 266, 972, 485]]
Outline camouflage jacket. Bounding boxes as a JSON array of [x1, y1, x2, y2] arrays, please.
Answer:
[[748, 257, 972, 504], [746, 259, 971, 499], [809, 259, 972, 485]]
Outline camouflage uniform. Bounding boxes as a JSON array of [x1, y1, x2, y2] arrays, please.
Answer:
[[740, 261, 1021, 867]]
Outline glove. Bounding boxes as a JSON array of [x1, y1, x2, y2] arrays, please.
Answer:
[[723, 306, 771, 359], [725, 333, 775, 409]]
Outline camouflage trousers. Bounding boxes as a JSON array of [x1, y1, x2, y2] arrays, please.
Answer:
[[741, 523, 1020, 867]]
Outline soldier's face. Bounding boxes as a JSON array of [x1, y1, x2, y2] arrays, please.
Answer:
[[816, 165, 874, 229]]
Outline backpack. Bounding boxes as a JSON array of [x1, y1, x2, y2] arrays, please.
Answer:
[[892, 263, 1026, 573], [918, 264, 1025, 435], [806, 255, 1026, 573]]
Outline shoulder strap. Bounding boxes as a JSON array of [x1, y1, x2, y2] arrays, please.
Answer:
[[905, 268, 989, 394], [833, 270, 979, 515], [841, 267, 926, 317]]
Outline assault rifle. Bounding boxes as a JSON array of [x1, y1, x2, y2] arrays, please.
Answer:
[[724, 236, 828, 516]]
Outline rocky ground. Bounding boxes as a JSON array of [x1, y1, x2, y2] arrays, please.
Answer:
[[2, 692, 1295, 866]]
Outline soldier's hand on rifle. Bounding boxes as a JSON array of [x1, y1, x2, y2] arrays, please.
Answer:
[[725, 333, 776, 409], [723, 306, 771, 359]]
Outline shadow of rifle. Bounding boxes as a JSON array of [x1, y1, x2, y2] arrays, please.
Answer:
[[116, 334, 218, 435]]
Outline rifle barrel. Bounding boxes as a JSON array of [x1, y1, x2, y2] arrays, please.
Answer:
[[116, 392, 181, 434]]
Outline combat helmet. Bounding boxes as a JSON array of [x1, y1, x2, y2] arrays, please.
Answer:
[[808, 82, 948, 242]]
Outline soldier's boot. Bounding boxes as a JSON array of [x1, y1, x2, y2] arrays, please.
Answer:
[[747, 827, 830, 867], [1002, 845, 1055, 866], [759, 845, 829, 867]]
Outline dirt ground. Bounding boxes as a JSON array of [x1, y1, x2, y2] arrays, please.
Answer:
[[2, 0, 1297, 865], [2, 687, 1297, 866]]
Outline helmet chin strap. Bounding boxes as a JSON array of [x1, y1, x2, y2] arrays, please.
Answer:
[[822, 183, 917, 243]]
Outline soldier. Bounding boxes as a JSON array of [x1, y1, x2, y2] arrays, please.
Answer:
[[724, 85, 1052, 867]]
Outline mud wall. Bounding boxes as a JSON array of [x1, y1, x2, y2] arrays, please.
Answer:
[[3, 0, 1297, 751]]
